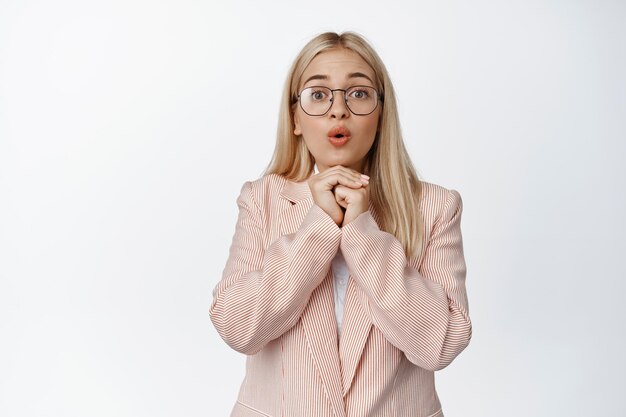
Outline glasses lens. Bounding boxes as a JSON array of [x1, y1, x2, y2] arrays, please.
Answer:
[[345, 86, 378, 115], [299, 87, 332, 116]]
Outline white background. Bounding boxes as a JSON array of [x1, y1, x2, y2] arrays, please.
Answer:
[[1, 0, 625, 416]]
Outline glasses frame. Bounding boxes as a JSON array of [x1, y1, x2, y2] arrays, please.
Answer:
[[296, 85, 383, 116]]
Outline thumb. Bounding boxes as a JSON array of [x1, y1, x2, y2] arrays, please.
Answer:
[[334, 186, 349, 209]]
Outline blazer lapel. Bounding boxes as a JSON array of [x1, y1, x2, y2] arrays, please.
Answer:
[[338, 278, 372, 396], [279, 180, 345, 417], [338, 203, 381, 395]]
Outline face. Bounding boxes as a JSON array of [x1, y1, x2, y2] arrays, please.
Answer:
[[293, 48, 381, 173]]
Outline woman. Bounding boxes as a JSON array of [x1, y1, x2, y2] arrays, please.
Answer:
[[210, 32, 471, 417]]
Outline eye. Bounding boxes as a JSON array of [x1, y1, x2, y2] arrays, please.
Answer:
[[348, 87, 371, 100], [307, 88, 329, 101]]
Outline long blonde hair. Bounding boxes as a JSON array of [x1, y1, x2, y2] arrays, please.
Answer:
[[265, 32, 423, 257]]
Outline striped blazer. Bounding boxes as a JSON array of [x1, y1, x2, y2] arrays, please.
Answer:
[[210, 174, 471, 417]]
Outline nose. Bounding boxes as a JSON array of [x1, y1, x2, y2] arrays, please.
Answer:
[[328, 90, 349, 119]]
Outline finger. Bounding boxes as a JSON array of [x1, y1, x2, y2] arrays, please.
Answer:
[[323, 173, 367, 189], [334, 184, 358, 202], [319, 166, 365, 182], [323, 165, 370, 183], [335, 184, 356, 198], [334, 187, 349, 209], [310, 174, 359, 192], [314, 166, 358, 182], [335, 185, 369, 206]]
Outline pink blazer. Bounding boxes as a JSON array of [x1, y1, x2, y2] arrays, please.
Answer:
[[210, 174, 471, 417]]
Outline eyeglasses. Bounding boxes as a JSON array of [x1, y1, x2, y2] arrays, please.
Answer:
[[297, 85, 382, 116]]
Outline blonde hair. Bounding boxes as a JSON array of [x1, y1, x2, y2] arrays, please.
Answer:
[[264, 32, 423, 257]]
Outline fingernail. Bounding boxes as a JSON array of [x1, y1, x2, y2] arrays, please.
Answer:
[[361, 174, 370, 180]]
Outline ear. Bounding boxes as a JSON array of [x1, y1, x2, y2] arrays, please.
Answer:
[[293, 112, 302, 136]]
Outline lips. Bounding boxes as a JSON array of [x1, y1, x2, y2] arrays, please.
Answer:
[[327, 126, 351, 147]]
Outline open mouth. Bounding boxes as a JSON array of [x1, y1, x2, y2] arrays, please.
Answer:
[[327, 126, 351, 146]]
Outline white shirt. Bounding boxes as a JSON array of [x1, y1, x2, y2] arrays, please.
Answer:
[[313, 165, 349, 334], [331, 250, 349, 334]]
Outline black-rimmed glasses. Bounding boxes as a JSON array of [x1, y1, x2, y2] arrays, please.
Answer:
[[297, 85, 381, 116]]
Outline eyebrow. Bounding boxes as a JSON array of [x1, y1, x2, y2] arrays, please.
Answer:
[[302, 74, 328, 85], [302, 72, 375, 86], [348, 72, 374, 84]]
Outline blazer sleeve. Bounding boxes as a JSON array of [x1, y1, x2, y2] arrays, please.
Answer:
[[210, 181, 341, 355], [340, 189, 471, 371]]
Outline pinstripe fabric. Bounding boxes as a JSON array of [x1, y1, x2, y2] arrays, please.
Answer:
[[210, 174, 471, 417]]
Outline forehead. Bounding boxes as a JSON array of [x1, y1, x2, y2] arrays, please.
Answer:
[[300, 48, 376, 86]]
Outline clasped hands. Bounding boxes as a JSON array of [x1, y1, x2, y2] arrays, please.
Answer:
[[308, 165, 370, 227]]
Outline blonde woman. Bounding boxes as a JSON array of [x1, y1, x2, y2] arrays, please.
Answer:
[[210, 32, 471, 417]]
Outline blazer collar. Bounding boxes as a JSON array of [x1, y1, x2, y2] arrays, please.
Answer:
[[279, 178, 313, 203]]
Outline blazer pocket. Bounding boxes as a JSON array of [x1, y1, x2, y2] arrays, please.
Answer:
[[232, 401, 273, 417]]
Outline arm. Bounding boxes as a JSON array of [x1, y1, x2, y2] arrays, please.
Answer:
[[340, 189, 471, 371], [210, 181, 341, 354]]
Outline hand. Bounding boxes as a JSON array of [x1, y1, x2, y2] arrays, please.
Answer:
[[334, 183, 369, 227], [308, 166, 369, 226]]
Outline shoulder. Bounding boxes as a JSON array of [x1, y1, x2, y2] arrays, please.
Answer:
[[418, 181, 463, 226], [236, 174, 293, 210], [241, 173, 288, 195]]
